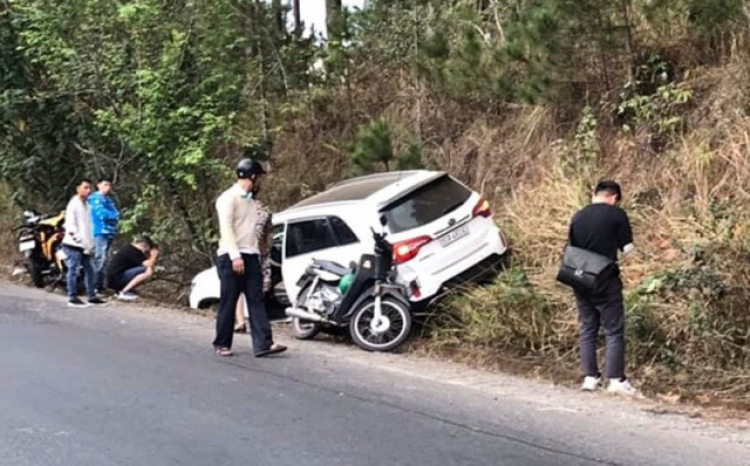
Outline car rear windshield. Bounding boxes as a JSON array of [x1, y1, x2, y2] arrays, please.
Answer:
[[382, 175, 472, 234]]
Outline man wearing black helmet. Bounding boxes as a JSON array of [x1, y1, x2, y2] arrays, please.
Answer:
[[212, 158, 287, 357]]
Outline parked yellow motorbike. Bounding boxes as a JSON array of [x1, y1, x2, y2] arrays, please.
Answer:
[[17, 210, 67, 289]]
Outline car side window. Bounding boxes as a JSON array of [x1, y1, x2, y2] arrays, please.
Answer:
[[286, 219, 339, 258], [329, 216, 359, 246], [271, 224, 284, 265]]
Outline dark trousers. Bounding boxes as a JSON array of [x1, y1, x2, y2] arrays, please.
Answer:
[[213, 254, 273, 354], [574, 278, 626, 380]]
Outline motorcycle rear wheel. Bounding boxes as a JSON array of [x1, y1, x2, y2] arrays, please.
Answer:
[[291, 285, 321, 340], [26, 256, 45, 288], [350, 297, 411, 352], [291, 317, 321, 340]]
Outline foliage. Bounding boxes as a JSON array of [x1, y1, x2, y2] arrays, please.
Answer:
[[643, 0, 747, 39], [0, 0, 320, 260], [614, 55, 694, 137], [554, 106, 600, 177], [350, 119, 424, 173]]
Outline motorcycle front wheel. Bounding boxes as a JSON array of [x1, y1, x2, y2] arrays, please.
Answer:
[[349, 297, 412, 352]]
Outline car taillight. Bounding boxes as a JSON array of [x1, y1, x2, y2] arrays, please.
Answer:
[[472, 198, 492, 218], [392, 236, 431, 265]]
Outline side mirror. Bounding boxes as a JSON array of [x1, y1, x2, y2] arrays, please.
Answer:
[[379, 215, 388, 227]]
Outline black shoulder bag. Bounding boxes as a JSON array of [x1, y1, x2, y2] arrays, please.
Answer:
[[556, 245, 616, 293]]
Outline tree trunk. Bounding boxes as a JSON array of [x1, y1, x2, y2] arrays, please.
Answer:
[[245, 0, 270, 144], [293, 0, 302, 38], [326, 0, 343, 41], [271, 0, 283, 34], [619, 0, 636, 80], [255, 0, 270, 147]]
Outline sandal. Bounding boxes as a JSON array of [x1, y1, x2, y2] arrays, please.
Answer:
[[234, 322, 247, 333], [214, 347, 233, 357], [254, 343, 287, 358]]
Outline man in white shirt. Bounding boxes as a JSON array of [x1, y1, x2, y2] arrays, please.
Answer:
[[212, 159, 286, 357], [63, 178, 106, 308]]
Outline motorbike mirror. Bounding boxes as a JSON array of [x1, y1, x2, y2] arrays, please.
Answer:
[[379, 215, 387, 227]]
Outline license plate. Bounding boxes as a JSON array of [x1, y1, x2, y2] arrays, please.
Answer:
[[439, 225, 469, 247], [19, 240, 35, 252]]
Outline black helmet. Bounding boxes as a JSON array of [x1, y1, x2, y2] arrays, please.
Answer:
[[236, 158, 266, 179]]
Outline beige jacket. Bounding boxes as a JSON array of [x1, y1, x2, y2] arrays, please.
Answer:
[[216, 183, 261, 260]]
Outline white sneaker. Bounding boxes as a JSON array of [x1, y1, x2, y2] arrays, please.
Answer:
[[116, 291, 138, 302], [67, 297, 90, 308], [607, 378, 637, 396], [581, 376, 601, 392]]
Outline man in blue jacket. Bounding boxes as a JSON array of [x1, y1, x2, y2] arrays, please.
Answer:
[[89, 177, 120, 291]]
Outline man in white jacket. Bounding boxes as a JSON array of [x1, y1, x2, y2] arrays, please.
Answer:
[[63, 178, 106, 308]]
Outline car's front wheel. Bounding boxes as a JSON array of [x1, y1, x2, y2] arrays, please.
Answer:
[[199, 300, 220, 316]]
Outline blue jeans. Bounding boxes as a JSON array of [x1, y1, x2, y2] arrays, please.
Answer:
[[109, 266, 147, 292], [64, 246, 96, 299], [94, 235, 114, 289]]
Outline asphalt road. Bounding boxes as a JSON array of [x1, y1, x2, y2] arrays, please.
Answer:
[[1, 283, 748, 466]]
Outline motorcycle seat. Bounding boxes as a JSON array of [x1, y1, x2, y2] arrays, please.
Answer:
[[312, 259, 350, 277]]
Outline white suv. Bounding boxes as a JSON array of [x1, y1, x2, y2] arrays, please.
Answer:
[[189, 171, 508, 310]]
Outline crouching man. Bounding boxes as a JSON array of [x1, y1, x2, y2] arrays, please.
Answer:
[[106, 237, 159, 301]]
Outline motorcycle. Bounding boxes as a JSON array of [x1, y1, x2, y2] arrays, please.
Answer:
[[16, 210, 67, 289], [286, 217, 413, 352]]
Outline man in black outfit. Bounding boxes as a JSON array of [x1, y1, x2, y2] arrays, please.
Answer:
[[568, 180, 636, 395], [106, 237, 159, 301]]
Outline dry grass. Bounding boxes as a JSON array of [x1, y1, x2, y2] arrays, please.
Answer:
[[412, 51, 750, 407]]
